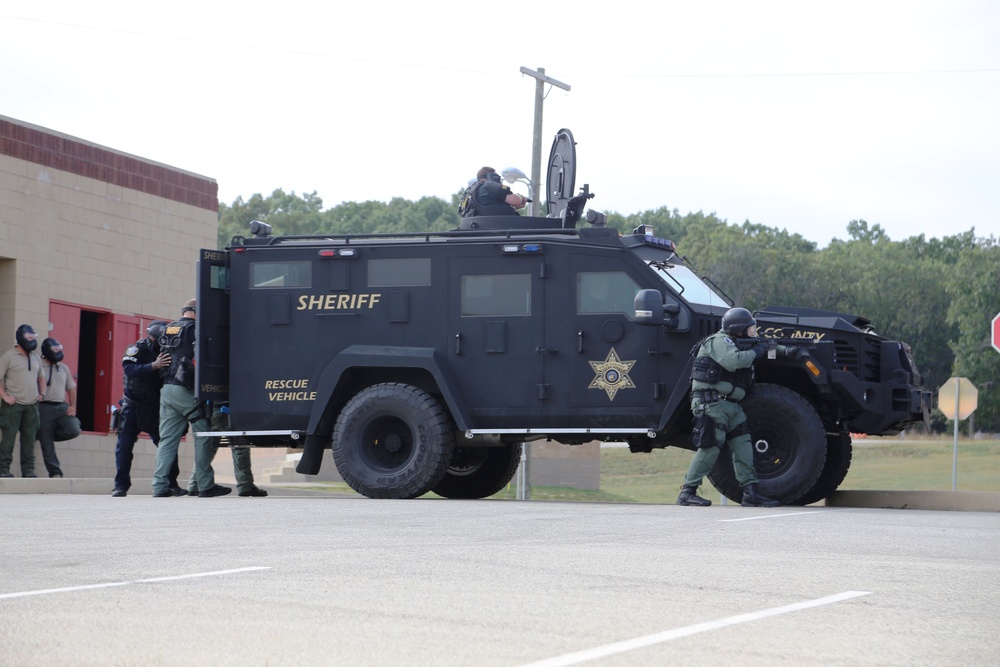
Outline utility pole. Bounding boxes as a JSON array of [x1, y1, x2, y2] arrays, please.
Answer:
[[519, 67, 570, 217], [511, 67, 570, 499]]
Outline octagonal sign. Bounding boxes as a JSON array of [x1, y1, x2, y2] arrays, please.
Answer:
[[992, 312, 1000, 354], [939, 377, 978, 421]]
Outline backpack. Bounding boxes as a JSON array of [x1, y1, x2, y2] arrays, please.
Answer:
[[458, 182, 481, 218]]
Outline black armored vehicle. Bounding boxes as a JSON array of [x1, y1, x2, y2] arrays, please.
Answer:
[[195, 129, 931, 504]]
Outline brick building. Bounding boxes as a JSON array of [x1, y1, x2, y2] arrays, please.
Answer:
[[0, 115, 216, 479]]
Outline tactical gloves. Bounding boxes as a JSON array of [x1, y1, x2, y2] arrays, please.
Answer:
[[784, 345, 804, 360]]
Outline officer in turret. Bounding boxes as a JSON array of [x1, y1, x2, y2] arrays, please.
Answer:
[[458, 166, 528, 218], [152, 299, 230, 498], [111, 320, 183, 497], [677, 307, 802, 507]]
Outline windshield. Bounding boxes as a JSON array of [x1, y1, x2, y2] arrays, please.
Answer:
[[647, 260, 728, 307]]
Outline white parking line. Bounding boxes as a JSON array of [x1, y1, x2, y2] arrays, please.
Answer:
[[515, 591, 872, 667], [0, 567, 271, 600], [720, 510, 823, 522], [720, 508, 866, 522]]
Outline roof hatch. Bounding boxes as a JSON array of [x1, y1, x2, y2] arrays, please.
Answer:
[[546, 128, 576, 219]]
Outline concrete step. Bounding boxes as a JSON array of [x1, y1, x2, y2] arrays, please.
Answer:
[[261, 456, 344, 484]]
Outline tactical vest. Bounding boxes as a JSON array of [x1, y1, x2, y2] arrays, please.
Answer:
[[471, 181, 518, 217], [160, 318, 196, 389], [124, 338, 160, 401], [689, 335, 755, 393]]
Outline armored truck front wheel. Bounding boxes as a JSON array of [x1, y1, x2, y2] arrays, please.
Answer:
[[708, 383, 826, 505], [793, 431, 853, 506], [432, 443, 523, 499], [332, 383, 456, 499]]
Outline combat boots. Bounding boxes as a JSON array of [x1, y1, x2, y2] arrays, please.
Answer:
[[741, 483, 780, 507], [677, 485, 712, 506]]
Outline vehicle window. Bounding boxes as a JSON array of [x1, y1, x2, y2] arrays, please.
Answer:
[[462, 274, 531, 316], [250, 261, 312, 288], [368, 258, 432, 287], [646, 261, 727, 307], [209, 265, 227, 290], [578, 272, 639, 318]]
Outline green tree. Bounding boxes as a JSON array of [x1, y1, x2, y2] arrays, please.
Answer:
[[945, 238, 1000, 431], [807, 221, 955, 394], [217, 189, 324, 247]]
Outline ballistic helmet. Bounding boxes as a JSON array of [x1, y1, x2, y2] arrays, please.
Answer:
[[147, 320, 168, 340], [181, 299, 196, 315], [41, 338, 64, 364], [15, 324, 38, 352], [722, 307, 756, 337]]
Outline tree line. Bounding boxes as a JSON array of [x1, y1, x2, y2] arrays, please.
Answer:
[[218, 189, 1000, 432]]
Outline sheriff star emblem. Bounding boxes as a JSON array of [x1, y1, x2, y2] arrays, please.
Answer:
[[588, 348, 636, 400]]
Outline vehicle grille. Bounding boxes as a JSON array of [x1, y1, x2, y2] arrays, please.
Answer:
[[699, 317, 721, 338], [833, 336, 882, 382]]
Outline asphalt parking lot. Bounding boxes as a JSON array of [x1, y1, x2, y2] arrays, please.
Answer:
[[2, 494, 997, 666]]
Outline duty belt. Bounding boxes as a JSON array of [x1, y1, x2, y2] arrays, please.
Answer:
[[692, 388, 733, 404]]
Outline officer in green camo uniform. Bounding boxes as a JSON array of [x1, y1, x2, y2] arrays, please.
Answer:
[[677, 307, 801, 508], [187, 404, 268, 498], [151, 299, 229, 498]]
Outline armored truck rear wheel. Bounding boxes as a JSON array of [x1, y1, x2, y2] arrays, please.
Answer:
[[432, 443, 523, 499], [708, 383, 826, 505], [332, 383, 455, 499]]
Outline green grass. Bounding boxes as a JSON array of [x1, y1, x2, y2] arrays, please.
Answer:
[[297, 437, 1000, 502]]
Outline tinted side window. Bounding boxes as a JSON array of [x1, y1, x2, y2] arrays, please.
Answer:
[[368, 258, 432, 287], [577, 272, 639, 318], [251, 261, 312, 288], [461, 274, 531, 316]]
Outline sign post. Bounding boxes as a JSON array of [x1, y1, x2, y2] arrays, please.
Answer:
[[938, 377, 978, 491]]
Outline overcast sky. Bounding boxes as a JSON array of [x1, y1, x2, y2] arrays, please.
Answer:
[[2, 1, 998, 247]]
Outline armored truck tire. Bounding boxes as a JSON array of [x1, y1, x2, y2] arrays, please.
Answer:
[[707, 383, 827, 505], [432, 443, 523, 499], [332, 383, 456, 499], [793, 432, 853, 506]]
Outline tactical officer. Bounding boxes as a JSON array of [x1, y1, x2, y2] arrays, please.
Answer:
[[111, 320, 184, 497], [187, 404, 268, 498], [0, 325, 46, 478], [458, 166, 528, 218], [37, 338, 78, 478], [152, 299, 230, 498], [677, 307, 802, 507]]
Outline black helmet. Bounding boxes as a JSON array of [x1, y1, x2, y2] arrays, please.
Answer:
[[147, 320, 168, 340], [15, 324, 38, 352], [41, 338, 64, 364], [722, 307, 756, 337]]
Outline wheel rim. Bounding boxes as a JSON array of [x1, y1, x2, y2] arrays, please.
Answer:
[[360, 415, 414, 472], [748, 415, 797, 478], [445, 448, 488, 477]]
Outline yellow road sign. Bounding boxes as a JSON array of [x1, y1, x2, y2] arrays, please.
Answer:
[[938, 377, 977, 420]]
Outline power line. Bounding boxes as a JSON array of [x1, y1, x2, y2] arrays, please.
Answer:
[[3, 14, 999, 80]]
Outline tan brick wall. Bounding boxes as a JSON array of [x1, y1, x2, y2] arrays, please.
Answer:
[[0, 115, 217, 480]]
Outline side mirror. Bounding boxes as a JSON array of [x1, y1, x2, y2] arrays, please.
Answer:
[[634, 289, 664, 325]]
